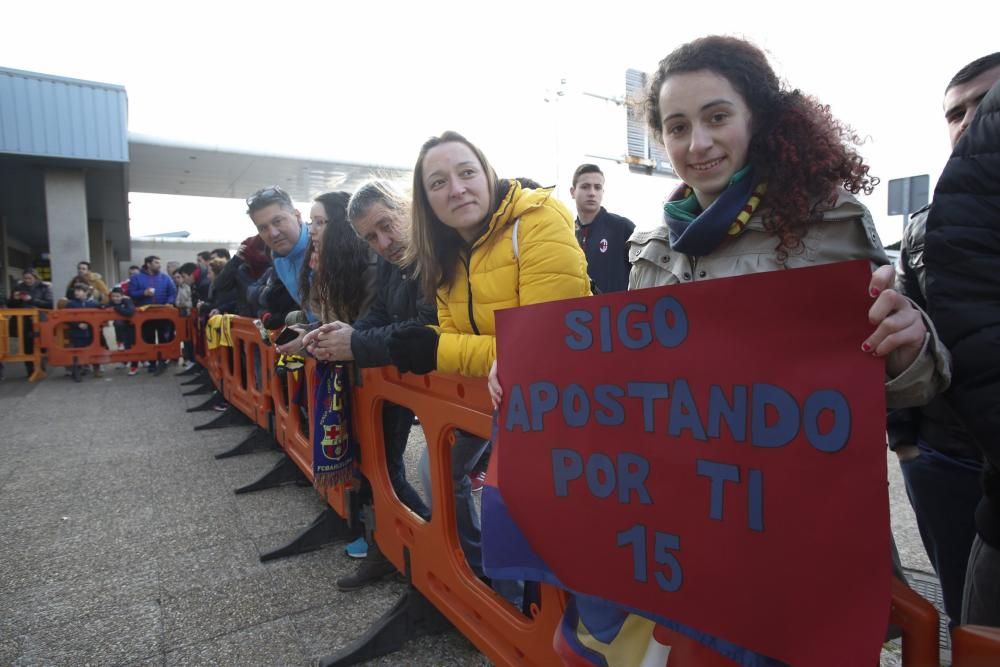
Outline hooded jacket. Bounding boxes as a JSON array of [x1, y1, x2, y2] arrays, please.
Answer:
[[924, 80, 1000, 546], [435, 181, 591, 377]]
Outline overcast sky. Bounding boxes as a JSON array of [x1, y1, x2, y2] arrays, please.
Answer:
[[3, 1, 996, 245]]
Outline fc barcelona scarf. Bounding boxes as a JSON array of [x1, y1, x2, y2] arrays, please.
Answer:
[[311, 362, 356, 489]]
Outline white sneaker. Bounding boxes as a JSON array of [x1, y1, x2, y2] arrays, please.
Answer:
[[183, 361, 196, 370]]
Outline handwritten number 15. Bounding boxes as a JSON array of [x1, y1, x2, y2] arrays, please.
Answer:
[[617, 524, 683, 592]]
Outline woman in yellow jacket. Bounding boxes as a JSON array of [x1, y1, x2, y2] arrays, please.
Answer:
[[387, 130, 590, 592]]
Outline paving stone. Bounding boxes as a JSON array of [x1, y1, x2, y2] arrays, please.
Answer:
[[13, 599, 162, 667], [0, 637, 25, 667], [160, 569, 281, 649], [164, 617, 307, 667], [264, 548, 399, 617], [1, 559, 159, 637], [232, 483, 328, 539], [360, 632, 491, 666], [156, 538, 267, 596]]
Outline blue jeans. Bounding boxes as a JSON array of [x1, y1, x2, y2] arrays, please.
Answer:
[[383, 402, 430, 521], [900, 442, 982, 625]]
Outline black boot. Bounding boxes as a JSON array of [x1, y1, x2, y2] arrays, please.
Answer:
[[336, 545, 396, 592]]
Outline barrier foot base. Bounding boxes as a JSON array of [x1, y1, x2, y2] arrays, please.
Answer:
[[317, 586, 452, 667], [194, 405, 251, 431], [234, 454, 301, 494], [176, 363, 201, 377], [259, 507, 353, 562], [182, 383, 214, 396], [216, 427, 278, 460], [180, 372, 210, 386], [186, 391, 225, 413]]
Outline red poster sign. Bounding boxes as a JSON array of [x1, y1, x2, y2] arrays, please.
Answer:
[[494, 260, 889, 666]]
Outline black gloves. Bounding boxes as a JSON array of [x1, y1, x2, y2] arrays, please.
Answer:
[[387, 324, 439, 375]]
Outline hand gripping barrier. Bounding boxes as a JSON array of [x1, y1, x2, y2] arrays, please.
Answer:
[[40, 306, 186, 368], [0, 308, 46, 381], [192, 315, 995, 666]]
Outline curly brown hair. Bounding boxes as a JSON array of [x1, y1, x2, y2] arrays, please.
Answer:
[[644, 35, 878, 258]]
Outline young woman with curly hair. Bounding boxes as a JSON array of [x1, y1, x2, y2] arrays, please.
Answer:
[[629, 35, 949, 409], [550, 35, 954, 666]]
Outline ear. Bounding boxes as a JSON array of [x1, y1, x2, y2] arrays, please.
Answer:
[[569, 186, 576, 197]]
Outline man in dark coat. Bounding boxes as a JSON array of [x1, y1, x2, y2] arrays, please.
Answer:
[[570, 164, 635, 293], [888, 53, 1000, 626], [924, 54, 1000, 626]]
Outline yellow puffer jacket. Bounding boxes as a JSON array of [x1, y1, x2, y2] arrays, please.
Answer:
[[436, 181, 590, 377]]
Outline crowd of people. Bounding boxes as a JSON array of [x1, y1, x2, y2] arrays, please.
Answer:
[[2, 34, 998, 663]]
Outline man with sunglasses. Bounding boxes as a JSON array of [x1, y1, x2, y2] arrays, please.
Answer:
[[245, 186, 310, 307]]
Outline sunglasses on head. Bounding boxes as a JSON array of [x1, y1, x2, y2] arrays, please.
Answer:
[[246, 186, 291, 210]]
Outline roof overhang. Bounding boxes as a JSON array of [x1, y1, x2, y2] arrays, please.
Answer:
[[127, 133, 410, 202]]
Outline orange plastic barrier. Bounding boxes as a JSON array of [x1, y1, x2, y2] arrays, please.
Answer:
[[890, 576, 941, 666], [953, 625, 1000, 666], [190, 310, 209, 369], [0, 308, 45, 381], [40, 306, 187, 367], [353, 366, 565, 665], [225, 318, 273, 430], [197, 315, 962, 666]]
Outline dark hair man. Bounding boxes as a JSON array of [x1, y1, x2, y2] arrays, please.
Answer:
[[920, 52, 1000, 627], [246, 185, 309, 305], [570, 164, 635, 293], [210, 248, 232, 260], [128, 254, 178, 375]]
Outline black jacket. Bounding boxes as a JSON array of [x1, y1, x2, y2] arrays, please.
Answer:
[[350, 257, 437, 368], [575, 207, 635, 294], [6, 280, 53, 309], [925, 80, 1000, 546], [888, 206, 981, 461]]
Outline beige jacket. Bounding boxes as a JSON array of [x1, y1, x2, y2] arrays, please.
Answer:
[[627, 190, 950, 409]]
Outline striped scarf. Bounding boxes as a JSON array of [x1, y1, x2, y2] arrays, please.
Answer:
[[663, 168, 767, 256]]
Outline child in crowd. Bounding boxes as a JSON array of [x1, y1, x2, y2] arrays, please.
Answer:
[[105, 286, 138, 375], [64, 283, 101, 381]]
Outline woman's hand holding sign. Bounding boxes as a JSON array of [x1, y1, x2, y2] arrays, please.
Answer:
[[863, 265, 927, 377]]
